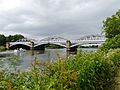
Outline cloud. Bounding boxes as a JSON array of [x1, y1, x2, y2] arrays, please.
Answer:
[[0, 0, 120, 39]]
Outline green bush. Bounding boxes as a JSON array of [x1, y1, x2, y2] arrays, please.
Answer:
[[100, 34, 120, 52], [0, 46, 6, 51], [0, 49, 120, 90], [47, 49, 120, 90]]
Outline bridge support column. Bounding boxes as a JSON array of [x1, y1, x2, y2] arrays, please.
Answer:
[[6, 42, 10, 50], [66, 40, 71, 57], [30, 42, 34, 50]]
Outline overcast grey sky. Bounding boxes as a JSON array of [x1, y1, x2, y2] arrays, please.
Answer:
[[0, 0, 120, 39]]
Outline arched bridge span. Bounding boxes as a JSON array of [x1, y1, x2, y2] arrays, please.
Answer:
[[7, 35, 106, 51]]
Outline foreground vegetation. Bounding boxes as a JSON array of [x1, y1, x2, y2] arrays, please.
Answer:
[[0, 46, 6, 51], [0, 48, 120, 90]]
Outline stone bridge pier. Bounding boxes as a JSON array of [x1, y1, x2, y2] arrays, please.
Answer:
[[66, 40, 71, 51], [6, 42, 10, 50], [30, 42, 34, 50], [66, 40, 72, 56]]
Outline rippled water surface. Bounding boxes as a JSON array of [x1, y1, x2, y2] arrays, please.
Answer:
[[0, 48, 97, 69]]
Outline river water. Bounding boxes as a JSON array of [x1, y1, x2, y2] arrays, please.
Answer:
[[0, 48, 97, 69]]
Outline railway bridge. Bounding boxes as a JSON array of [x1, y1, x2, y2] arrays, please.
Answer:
[[6, 35, 106, 51]]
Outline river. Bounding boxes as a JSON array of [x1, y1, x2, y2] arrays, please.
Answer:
[[0, 48, 97, 69]]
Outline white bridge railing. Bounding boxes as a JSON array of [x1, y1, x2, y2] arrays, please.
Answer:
[[9, 35, 106, 48]]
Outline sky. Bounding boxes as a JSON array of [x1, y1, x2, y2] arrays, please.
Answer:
[[0, 0, 120, 40]]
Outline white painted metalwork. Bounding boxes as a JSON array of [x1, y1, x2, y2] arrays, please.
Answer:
[[9, 35, 106, 48]]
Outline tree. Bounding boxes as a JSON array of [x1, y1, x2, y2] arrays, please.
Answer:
[[100, 34, 120, 52], [6, 35, 12, 42], [11, 34, 24, 42], [100, 9, 120, 51], [6, 34, 24, 42], [103, 9, 120, 38], [0, 34, 6, 45]]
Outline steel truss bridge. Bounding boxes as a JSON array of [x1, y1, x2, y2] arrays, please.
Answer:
[[7, 34, 106, 50]]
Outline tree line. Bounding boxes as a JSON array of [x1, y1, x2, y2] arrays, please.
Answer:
[[0, 34, 24, 46]]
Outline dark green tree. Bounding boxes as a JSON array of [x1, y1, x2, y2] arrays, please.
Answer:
[[0, 34, 6, 45], [6, 35, 12, 42], [100, 9, 120, 51], [100, 34, 120, 52], [6, 34, 24, 42], [103, 9, 120, 38], [11, 34, 24, 42]]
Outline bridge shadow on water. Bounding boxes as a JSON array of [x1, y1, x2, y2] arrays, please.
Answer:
[[9, 44, 31, 50]]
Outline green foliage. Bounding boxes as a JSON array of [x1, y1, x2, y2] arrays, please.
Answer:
[[0, 46, 6, 51], [48, 49, 119, 90], [0, 49, 120, 90], [101, 9, 120, 51], [103, 9, 120, 38], [0, 34, 6, 45], [100, 34, 120, 52], [6, 34, 24, 42]]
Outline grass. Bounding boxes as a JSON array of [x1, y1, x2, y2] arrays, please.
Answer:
[[0, 46, 6, 51]]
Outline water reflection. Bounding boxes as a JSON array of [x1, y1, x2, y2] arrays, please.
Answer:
[[0, 48, 97, 69]]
